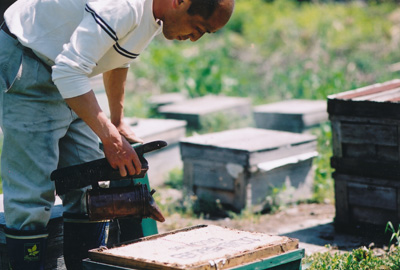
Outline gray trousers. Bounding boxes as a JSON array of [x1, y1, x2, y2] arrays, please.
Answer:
[[0, 30, 104, 230]]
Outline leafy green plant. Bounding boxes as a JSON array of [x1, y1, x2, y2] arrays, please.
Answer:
[[385, 221, 400, 247], [311, 123, 334, 203], [303, 246, 400, 270], [164, 167, 184, 190]]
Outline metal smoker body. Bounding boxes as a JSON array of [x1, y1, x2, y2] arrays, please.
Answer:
[[50, 140, 167, 222]]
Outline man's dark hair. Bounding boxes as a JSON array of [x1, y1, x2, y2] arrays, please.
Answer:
[[187, 0, 220, 20]]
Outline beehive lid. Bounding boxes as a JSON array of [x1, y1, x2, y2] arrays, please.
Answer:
[[180, 128, 316, 166], [254, 99, 327, 115], [88, 225, 299, 270], [158, 95, 251, 116], [128, 118, 187, 145], [328, 79, 400, 119]]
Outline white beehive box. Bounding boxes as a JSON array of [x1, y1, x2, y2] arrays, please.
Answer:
[[180, 128, 317, 211], [253, 99, 328, 133], [158, 95, 253, 130]]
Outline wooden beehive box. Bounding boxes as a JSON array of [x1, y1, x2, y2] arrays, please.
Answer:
[[157, 95, 253, 130], [333, 172, 400, 230], [253, 99, 328, 133], [148, 93, 188, 109], [128, 118, 187, 187], [180, 128, 317, 211], [327, 79, 400, 230], [0, 195, 65, 270], [85, 225, 303, 270]]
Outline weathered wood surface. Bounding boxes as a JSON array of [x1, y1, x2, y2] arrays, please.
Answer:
[[180, 128, 316, 167], [329, 79, 400, 100], [331, 157, 400, 179], [328, 79, 400, 119], [329, 80, 400, 230], [84, 249, 305, 270], [181, 128, 316, 211], [148, 93, 187, 108], [334, 173, 400, 228], [330, 115, 400, 162], [158, 95, 252, 129], [129, 118, 187, 145], [253, 99, 328, 133], [88, 225, 299, 270]]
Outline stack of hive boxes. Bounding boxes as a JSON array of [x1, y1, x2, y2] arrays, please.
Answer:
[[328, 79, 400, 231]]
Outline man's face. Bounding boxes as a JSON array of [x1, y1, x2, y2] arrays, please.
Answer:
[[161, 0, 232, 42]]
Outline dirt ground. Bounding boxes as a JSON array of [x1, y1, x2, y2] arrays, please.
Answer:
[[156, 197, 390, 257]]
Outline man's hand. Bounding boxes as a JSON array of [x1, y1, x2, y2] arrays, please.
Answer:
[[64, 90, 142, 177], [101, 126, 142, 177], [115, 119, 144, 144]]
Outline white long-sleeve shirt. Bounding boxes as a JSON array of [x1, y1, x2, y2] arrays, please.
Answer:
[[4, 0, 162, 98]]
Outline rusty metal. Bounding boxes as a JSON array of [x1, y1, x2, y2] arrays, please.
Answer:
[[86, 183, 165, 222]]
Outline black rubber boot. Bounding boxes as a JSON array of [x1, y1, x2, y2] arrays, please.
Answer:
[[63, 213, 108, 270], [5, 227, 48, 270]]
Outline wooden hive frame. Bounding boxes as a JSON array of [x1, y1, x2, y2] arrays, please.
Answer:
[[88, 225, 300, 270]]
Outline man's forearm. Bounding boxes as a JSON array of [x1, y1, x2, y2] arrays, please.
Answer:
[[64, 90, 115, 143], [64, 90, 142, 176], [103, 67, 128, 126]]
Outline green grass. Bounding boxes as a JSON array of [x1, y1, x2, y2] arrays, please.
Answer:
[[303, 246, 400, 270], [128, 0, 400, 105]]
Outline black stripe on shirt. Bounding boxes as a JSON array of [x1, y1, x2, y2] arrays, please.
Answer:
[[114, 43, 139, 59], [85, 4, 117, 41], [85, 4, 140, 59]]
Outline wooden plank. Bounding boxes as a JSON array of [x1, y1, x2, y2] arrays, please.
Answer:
[[327, 99, 400, 120], [333, 172, 400, 188], [84, 249, 304, 270], [351, 87, 400, 102], [376, 144, 399, 162], [89, 225, 299, 270], [180, 128, 316, 167], [397, 188, 400, 223], [159, 95, 251, 115], [350, 206, 397, 226], [328, 79, 400, 100], [340, 122, 397, 146], [347, 182, 396, 210], [330, 120, 342, 157], [330, 114, 400, 125], [158, 95, 252, 129], [229, 249, 304, 270], [253, 99, 328, 133], [398, 125, 400, 163], [341, 143, 399, 162], [331, 157, 400, 180], [342, 143, 376, 159], [334, 178, 350, 225], [183, 160, 194, 193], [191, 160, 238, 191]]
